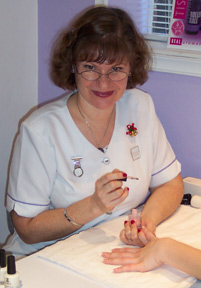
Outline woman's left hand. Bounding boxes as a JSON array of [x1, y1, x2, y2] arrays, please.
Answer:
[[119, 173, 183, 247], [119, 216, 156, 247]]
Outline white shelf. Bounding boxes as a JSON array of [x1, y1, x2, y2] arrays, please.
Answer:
[[150, 40, 201, 77]]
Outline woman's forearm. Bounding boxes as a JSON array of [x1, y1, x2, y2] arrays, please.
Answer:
[[160, 238, 201, 280], [11, 170, 129, 244], [11, 195, 102, 244], [142, 174, 184, 227]]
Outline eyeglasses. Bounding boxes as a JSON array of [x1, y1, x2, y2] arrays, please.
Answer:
[[76, 67, 130, 81]]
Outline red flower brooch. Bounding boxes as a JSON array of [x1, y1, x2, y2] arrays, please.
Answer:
[[126, 123, 138, 137]]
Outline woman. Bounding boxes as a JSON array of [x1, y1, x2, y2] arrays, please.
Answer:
[[102, 226, 201, 280], [4, 6, 183, 256]]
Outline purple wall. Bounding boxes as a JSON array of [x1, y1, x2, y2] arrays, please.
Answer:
[[142, 72, 201, 179], [38, 0, 94, 104], [38, 1, 201, 179]]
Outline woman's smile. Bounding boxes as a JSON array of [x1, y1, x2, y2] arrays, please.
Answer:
[[92, 90, 114, 98]]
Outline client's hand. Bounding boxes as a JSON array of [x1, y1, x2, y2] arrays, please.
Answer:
[[102, 226, 162, 273]]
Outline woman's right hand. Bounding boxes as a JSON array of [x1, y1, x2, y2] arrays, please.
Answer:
[[91, 169, 129, 214]]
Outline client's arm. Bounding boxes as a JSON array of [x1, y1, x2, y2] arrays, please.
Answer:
[[102, 226, 201, 280]]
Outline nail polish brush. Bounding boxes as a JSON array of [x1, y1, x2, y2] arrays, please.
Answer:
[[121, 176, 139, 181]]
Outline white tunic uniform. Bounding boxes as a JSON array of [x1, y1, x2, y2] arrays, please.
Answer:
[[4, 88, 181, 256]]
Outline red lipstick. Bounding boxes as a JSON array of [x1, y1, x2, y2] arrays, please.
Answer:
[[92, 90, 114, 97]]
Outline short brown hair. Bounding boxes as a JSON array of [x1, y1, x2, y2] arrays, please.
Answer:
[[50, 6, 152, 90]]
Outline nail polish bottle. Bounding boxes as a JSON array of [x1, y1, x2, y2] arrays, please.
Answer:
[[0, 249, 6, 287], [4, 256, 19, 288], [185, 0, 201, 34], [128, 209, 142, 228]]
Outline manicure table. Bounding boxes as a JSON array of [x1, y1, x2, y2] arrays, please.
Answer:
[[16, 205, 201, 288]]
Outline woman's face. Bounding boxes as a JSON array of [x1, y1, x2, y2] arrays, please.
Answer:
[[75, 60, 130, 110]]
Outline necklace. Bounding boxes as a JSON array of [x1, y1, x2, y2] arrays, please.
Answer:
[[77, 99, 115, 153]]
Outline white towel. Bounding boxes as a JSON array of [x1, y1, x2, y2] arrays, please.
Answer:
[[38, 205, 201, 288]]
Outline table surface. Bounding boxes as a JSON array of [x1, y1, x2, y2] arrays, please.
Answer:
[[17, 254, 105, 288], [16, 253, 201, 288]]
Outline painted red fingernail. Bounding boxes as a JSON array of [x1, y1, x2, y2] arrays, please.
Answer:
[[123, 173, 127, 177], [124, 220, 128, 225], [127, 187, 129, 191], [131, 220, 135, 225], [138, 228, 142, 233]]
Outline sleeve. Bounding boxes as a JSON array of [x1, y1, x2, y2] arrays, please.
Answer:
[[148, 96, 181, 188], [6, 122, 56, 217]]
